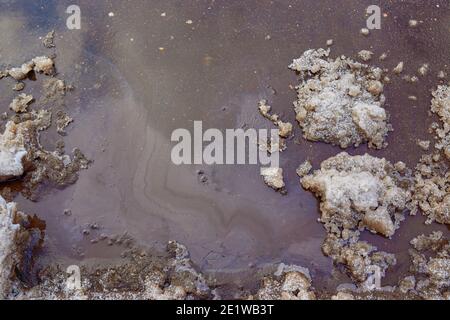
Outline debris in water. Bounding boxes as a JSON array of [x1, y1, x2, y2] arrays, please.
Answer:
[[13, 82, 25, 91], [417, 64, 429, 77], [301, 152, 413, 284], [256, 264, 316, 300], [408, 19, 418, 28], [0, 196, 44, 298], [260, 167, 285, 191], [9, 93, 33, 113], [296, 160, 312, 177], [358, 50, 373, 62], [416, 139, 430, 151], [393, 61, 404, 74], [360, 28, 370, 36], [289, 48, 390, 149], [42, 30, 55, 48]]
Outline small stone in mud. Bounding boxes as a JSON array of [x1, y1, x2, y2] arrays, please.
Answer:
[[258, 99, 292, 138], [63, 209, 72, 216], [437, 70, 446, 79], [90, 223, 99, 230], [13, 82, 25, 91], [408, 19, 418, 28], [393, 62, 404, 74], [9, 93, 33, 113], [55, 111, 73, 135], [326, 39, 333, 46], [417, 64, 429, 77], [277, 120, 292, 138], [258, 99, 278, 122], [408, 96, 417, 101], [296, 160, 312, 178], [360, 28, 370, 36], [416, 139, 430, 151], [403, 75, 419, 83], [8, 62, 34, 80], [260, 167, 285, 191], [32, 56, 54, 75], [379, 52, 388, 61], [256, 265, 316, 300], [358, 50, 373, 62], [394, 161, 407, 172], [42, 30, 55, 48]]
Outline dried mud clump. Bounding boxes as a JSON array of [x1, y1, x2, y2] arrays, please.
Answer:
[[0, 53, 89, 200], [42, 30, 55, 48], [25, 241, 211, 300], [404, 232, 449, 299], [9, 93, 33, 113], [260, 167, 285, 192], [411, 85, 450, 225], [0, 116, 89, 200], [412, 153, 449, 225], [289, 48, 390, 149], [301, 152, 413, 284], [257, 99, 292, 155], [0, 196, 44, 299], [0, 122, 29, 182], [257, 100, 293, 139], [296, 160, 312, 178], [323, 237, 396, 285], [7, 56, 54, 80], [255, 264, 316, 300], [430, 85, 450, 160]]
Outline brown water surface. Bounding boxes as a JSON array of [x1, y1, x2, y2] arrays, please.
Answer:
[[0, 0, 449, 291]]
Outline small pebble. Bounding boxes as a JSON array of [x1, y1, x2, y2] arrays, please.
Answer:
[[409, 19, 418, 27], [90, 223, 99, 230], [418, 64, 429, 76], [13, 82, 25, 91], [437, 71, 446, 79], [393, 62, 404, 74], [360, 28, 370, 36]]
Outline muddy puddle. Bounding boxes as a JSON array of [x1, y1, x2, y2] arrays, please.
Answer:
[[0, 0, 449, 293]]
